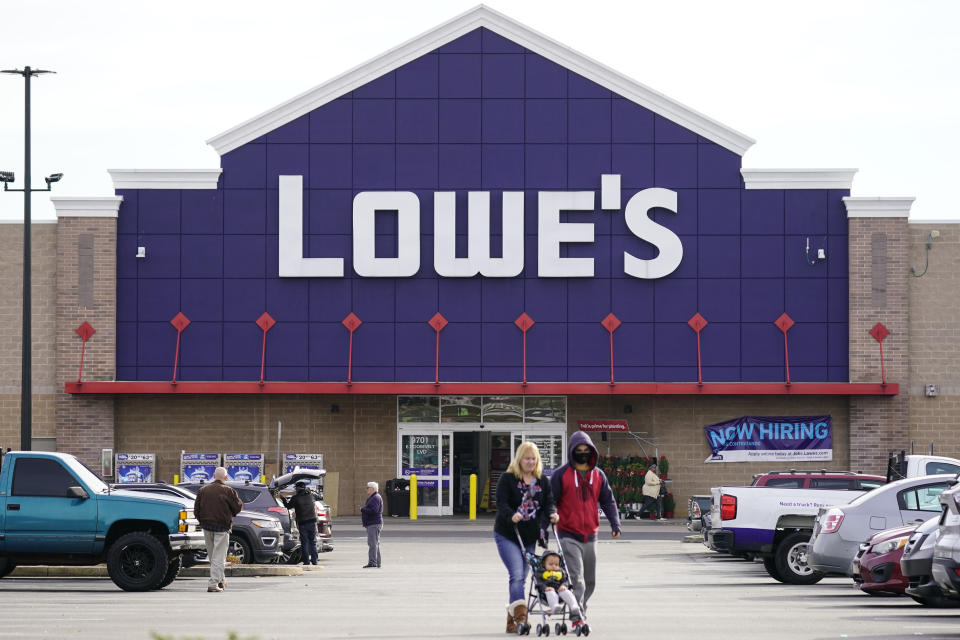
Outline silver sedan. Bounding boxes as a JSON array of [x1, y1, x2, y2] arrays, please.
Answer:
[[808, 474, 957, 576]]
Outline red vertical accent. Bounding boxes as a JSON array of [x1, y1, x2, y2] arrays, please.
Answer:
[[428, 313, 448, 385], [774, 313, 795, 385], [870, 322, 891, 385], [601, 313, 622, 385], [75, 322, 96, 383], [342, 313, 363, 385], [514, 313, 535, 386], [687, 313, 708, 385], [256, 313, 276, 385], [170, 313, 191, 384]]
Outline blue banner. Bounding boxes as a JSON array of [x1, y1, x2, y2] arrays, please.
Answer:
[[704, 415, 832, 463]]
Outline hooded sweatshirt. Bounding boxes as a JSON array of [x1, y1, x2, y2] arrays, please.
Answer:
[[550, 431, 621, 542]]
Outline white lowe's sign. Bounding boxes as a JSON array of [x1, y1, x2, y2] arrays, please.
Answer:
[[278, 173, 683, 279]]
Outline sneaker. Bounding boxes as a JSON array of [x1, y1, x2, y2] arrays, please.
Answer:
[[362, 564, 377, 568], [206, 585, 222, 592], [218, 580, 225, 590], [572, 620, 583, 630]]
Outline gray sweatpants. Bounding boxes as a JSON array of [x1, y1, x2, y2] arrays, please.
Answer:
[[366, 524, 382, 567], [559, 537, 597, 609], [203, 529, 229, 587]]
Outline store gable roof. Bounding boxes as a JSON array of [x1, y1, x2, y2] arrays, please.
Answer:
[[206, 5, 754, 156]]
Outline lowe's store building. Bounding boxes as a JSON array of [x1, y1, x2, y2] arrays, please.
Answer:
[[3, 7, 958, 516]]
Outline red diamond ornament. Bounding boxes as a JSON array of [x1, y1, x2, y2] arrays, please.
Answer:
[[428, 312, 448, 332], [774, 313, 794, 334], [870, 322, 890, 343], [342, 312, 362, 332], [75, 321, 96, 341], [170, 312, 191, 332], [256, 312, 276, 332], [514, 312, 535, 332], [601, 313, 621, 333], [687, 313, 708, 333]]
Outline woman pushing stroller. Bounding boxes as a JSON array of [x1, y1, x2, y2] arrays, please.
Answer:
[[494, 441, 558, 633]]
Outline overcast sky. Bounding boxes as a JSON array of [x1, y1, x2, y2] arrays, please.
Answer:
[[1, 0, 957, 222]]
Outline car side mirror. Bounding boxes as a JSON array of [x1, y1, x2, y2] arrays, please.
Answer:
[[66, 486, 89, 499]]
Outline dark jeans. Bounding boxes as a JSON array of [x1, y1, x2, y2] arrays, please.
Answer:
[[298, 521, 318, 565], [641, 496, 660, 518]]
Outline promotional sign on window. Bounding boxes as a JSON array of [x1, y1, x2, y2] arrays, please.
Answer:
[[181, 453, 221, 483], [224, 453, 263, 482], [704, 416, 833, 463], [115, 453, 155, 483], [401, 435, 439, 477]]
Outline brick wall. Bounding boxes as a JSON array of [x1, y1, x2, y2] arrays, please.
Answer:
[[848, 217, 911, 474], [54, 216, 117, 469], [115, 394, 397, 514], [568, 394, 849, 512], [0, 222, 58, 450], [908, 224, 960, 457]]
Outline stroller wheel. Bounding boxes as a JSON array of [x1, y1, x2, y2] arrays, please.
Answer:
[[555, 623, 561, 635], [561, 623, 568, 635], [574, 627, 581, 637], [582, 623, 590, 636], [543, 624, 550, 636]]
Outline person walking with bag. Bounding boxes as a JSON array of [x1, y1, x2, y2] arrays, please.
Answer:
[[550, 431, 621, 611], [494, 441, 558, 633], [361, 481, 383, 568], [194, 467, 243, 592]]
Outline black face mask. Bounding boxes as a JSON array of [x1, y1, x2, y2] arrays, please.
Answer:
[[572, 451, 591, 464]]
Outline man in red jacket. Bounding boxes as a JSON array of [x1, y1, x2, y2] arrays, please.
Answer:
[[550, 431, 621, 610]]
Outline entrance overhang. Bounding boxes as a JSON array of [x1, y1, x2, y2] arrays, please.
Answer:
[[65, 381, 898, 395]]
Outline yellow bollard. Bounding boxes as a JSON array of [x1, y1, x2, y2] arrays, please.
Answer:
[[173, 474, 179, 484], [410, 474, 418, 520], [469, 474, 477, 520]]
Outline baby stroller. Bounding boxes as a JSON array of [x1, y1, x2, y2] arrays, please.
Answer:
[[514, 525, 591, 637]]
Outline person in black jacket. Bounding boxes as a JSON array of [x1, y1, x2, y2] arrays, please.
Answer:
[[494, 441, 558, 633], [284, 481, 319, 566]]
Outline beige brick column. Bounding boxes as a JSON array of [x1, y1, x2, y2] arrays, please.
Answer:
[[846, 197, 913, 474], [52, 197, 122, 472]]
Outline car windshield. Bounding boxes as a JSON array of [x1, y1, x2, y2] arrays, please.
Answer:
[[72, 457, 108, 493]]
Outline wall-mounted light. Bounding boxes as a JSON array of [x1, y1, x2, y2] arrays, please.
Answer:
[[136, 246, 146, 259], [805, 237, 827, 265], [925, 384, 939, 398], [911, 230, 939, 278]]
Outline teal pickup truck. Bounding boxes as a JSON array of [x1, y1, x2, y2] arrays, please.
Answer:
[[0, 451, 204, 591]]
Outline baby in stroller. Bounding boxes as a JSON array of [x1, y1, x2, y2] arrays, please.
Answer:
[[533, 550, 584, 632]]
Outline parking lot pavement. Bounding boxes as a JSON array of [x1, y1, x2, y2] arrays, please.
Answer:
[[3, 518, 960, 639]]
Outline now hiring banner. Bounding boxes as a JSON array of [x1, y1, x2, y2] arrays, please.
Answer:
[[704, 416, 833, 463]]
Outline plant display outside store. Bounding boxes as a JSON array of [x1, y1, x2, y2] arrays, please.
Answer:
[[599, 455, 671, 518]]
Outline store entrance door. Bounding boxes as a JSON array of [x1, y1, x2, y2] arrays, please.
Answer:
[[399, 432, 453, 516]]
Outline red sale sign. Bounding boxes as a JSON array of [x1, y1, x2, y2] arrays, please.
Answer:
[[577, 420, 629, 432]]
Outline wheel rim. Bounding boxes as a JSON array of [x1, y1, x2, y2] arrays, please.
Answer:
[[227, 540, 245, 563], [786, 541, 813, 576], [119, 543, 157, 581]]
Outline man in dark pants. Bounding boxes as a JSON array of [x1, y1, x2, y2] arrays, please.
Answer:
[[361, 481, 383, 568], [285, 480, 319, 566]]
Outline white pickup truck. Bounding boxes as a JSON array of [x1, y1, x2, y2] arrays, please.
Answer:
[[706, 453, 960, 585]]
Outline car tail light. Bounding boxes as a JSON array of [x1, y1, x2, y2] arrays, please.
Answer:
[[820, 508, 844, 533], [720, 495, 737, 521], [954, 568, 960, 579], [267, 506, 287, 514]]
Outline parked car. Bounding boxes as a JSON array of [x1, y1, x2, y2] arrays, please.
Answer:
[[752, 470, 886, 490], [901, 514, 959, 607], [687, 495, 711, 532], [809, 474, 956, 577], [180, 474, 310, 563], [932, 481, 960, 599], [112, 482, 284, 564], [851, 523, 918, 596]]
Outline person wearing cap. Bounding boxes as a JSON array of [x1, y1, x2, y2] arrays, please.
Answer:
[[360, 481, 383, 568], [641, 461, 663, 520], [284, 480, 319, 566]]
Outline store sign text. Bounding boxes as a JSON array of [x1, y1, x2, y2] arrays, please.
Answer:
[[278, 174, 683, 279]]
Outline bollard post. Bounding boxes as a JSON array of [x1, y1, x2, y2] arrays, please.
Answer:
[[173, 474, 179, 484], [410, 474, 418, 520], [469, 474, 477, 520]]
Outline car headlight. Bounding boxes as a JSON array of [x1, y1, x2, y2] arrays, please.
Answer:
[[870, 536, 910, 555], [252, 519, 282, 529]]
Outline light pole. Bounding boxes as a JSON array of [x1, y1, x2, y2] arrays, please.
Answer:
[[1, 66, 62, 451]]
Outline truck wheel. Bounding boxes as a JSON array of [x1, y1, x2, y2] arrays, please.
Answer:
[[155, 555, 183, 589], [762, 556, 783, 582], [774, 532, 824, 585], [227, 535, 253, 564], [107, 532, 169, 591], [0, 558, 16, 578]]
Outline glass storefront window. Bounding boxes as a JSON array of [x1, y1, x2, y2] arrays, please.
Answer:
[[483, 396, 523, 422], [401, 434, 439, 475], [524, 396, 566, 423], [526, 434, 564, 472], [441, 396, 482, 422], [398, 396, 440, 423]]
